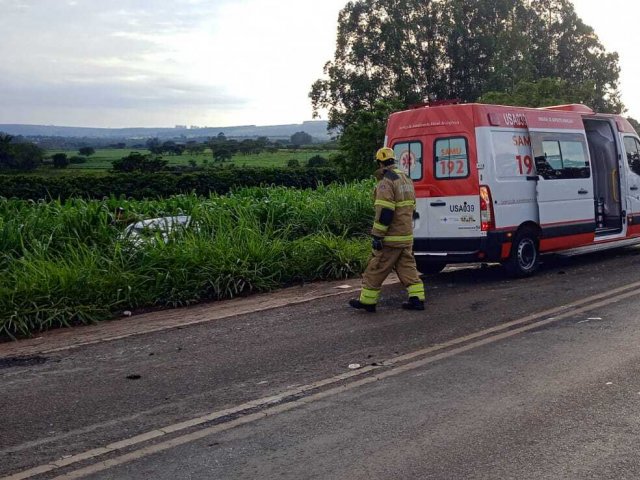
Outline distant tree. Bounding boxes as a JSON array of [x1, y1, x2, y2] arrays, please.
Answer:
[[12, 143, 43, 171], [239, 140, 255, 155], [52, 153, 70, 169], [0, 133, 13, 167], [207, 136, 239, 162], [185, 141, 206, 155], [161, 141, 176, 154], [112, 152, 167, 173], [336, 99, 403, 177], [291, 131, 313, 146], [140, 156, 167, 172], [78, 147, 95, 156], [287, 159, 301, 167], [210, 144, 233, 163], [146, 138, 163, 155], [216, 132, 227, 143], [160, 141, 185, 155], [629, 117, 640, 133], [0, 135, 43, 171], [112, 152, 144, 172]]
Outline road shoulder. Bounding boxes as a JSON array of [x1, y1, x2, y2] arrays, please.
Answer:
[[0, 276, 398, 358]]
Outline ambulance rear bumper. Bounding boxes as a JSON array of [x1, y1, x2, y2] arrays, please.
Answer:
[[413, 233, 507, 263]]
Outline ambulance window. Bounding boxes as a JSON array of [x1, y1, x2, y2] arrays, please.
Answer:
[[393, 141, 423, 180], [624, 137, 640, 176], [434, 137, 469, 180], [532, 133, 590, 180]]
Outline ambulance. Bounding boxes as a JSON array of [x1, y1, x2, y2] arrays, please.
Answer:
[[385, 102, 640, 276]]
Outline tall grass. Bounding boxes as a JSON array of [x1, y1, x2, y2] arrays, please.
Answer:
[[0, 181, 375, 338]]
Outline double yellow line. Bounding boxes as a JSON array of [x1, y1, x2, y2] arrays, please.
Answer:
[[4, 280, 640, 480]]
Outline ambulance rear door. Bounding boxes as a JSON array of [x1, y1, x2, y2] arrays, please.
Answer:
[[395, 134, 481, 243]]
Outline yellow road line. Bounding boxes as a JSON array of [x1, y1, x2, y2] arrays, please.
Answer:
[[4, 280, 640, 480]]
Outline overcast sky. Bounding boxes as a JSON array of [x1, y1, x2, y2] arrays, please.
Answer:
[[0, 0, 637, 128]]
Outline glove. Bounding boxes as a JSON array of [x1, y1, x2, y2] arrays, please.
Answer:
[[372, 236, 384, 251]]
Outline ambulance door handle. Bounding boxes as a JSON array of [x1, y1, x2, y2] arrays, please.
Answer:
[[430, 201, 446, 207], [631, 186, 638, 191], [578, 189, 589, 195]]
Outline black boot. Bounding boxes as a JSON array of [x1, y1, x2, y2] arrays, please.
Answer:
[[349, 299, 376, 313], [401, 296, 425, 311]]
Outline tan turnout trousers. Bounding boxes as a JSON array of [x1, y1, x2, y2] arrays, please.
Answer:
[[359, 247, 424, 305], [358, 165, 425, 306]]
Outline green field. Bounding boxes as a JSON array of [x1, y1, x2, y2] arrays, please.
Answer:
[[36, 148, 335, 175]]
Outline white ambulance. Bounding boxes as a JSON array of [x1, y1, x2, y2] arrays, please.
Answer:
[[385, 103, 640, 276]]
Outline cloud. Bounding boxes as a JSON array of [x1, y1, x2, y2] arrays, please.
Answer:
[[0, 74, 246, 110], [0, 1, 240, 116], [0, 0, 349, 126]]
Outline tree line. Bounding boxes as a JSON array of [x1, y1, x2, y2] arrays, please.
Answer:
[[0, 131, 321, 172], [0, 134, 43, 171]]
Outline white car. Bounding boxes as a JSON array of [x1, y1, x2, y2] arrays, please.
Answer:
[[121, 215, 193, 247]]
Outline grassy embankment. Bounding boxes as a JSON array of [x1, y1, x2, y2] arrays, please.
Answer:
[[0, 181, 374, 338]]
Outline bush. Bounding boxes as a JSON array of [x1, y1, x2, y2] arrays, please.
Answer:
[[287, 159, 300, 168], [0, 167, 344, 201], [52, 153, 70, 169], [307, 155, 329, 167], [112, 152, 168, 173], [78, 147, 96, 156]]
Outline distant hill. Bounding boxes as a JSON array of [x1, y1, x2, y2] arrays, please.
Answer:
[[0, 120, 333, 142]]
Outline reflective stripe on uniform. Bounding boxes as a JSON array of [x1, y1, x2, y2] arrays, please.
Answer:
[[359, 288, 380, 305], [373, 222, 389, 233], [384, 235, 413, 242], [396, 200, 416, 208], [407, 283, 425, 301], [374, 200, 396, 210]]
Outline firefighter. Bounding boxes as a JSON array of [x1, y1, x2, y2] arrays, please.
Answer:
[[349, 147, 425, 312]]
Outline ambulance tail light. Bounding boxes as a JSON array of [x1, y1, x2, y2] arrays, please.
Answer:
[[479, 185, 495, 231]]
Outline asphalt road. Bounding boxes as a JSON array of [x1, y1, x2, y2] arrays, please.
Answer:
[[2, 248, 640, 479]]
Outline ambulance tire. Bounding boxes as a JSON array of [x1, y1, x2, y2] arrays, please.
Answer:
[[415, 260, 447, 275], [504, 229, 539, 277]]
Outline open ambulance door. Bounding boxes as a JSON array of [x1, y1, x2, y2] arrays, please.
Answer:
[[528, 128, 596, 251]]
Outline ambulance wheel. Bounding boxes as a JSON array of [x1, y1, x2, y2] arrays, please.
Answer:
[[416, 260, 446, 275], [504, 229, 539, 277]]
